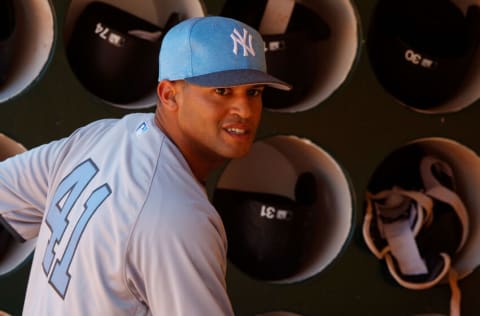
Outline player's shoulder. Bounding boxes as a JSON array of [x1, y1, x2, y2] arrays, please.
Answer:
[[77, 113, 153, 134], [64, 113, 154, 146], [137, 179, 225, 240]]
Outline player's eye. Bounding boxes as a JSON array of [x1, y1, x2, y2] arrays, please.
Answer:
[[215, 88, 230, 96], [247, 87, 264, 97]]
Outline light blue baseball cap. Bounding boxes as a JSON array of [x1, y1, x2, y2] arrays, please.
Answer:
[[158, 16, 292, 90]]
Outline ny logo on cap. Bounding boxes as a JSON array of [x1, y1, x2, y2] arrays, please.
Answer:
[[230, 28, 256, 57]]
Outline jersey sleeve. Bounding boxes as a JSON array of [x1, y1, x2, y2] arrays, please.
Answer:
[[126, 200, 234, 316], [0, 118, 118, 241], [0, 138, 68, 240]]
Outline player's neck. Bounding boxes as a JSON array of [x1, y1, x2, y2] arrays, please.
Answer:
[[154, 111, 224, 184]]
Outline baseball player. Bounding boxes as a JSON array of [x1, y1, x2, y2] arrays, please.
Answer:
[[0, 16, 290, 315]]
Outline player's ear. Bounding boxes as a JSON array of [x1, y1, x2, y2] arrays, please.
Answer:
[[157, 80, 178, 111]]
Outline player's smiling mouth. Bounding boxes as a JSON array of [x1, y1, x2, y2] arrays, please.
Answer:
[[225, 127, 247, 135]]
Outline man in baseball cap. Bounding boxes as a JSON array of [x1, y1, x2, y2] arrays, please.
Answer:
[[156, 16, 291, 180], [0, 16, 291, 316]]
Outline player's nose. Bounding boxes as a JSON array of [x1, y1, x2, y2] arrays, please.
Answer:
[[229, 95, 257, 119]]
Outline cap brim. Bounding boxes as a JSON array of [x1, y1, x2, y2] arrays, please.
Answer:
[[185, 69, 292, 91]]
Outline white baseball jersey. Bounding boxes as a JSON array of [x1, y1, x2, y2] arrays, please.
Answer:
[[0, 113, 234, 315]]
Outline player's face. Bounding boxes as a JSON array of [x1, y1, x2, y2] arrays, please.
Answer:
[[175, 81, 264, 160]]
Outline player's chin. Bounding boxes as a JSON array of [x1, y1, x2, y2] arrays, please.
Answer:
[[221, 142, 254, 159], [220, 133, 255, 158]]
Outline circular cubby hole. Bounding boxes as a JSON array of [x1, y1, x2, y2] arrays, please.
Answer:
[[220, 0, 361, 113], [0, 0, 56, 104], [367, 0, 480, 114], [213, 135, 354, 283], [365, 137, 480, 282], [63, 0, 206, 109]]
